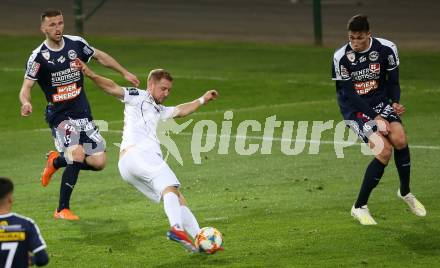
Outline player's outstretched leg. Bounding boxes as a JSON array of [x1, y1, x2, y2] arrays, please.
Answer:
[[163, 189, 197, 252]]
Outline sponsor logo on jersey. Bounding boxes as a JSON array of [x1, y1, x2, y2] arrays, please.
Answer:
[[52, 82, 82, 102], [354, 80, 378, 95], [346, 50, 355, 62], [369, 51, 379, 61], [28, 61, 40, 77], [340, 65, 350, 79], [369, 63, 380, 74], [68, 49, 77, 60], [128, 88, 139, 95], [388, 54, 396, 66], [42, 50, 50, 61], [57, 55, 66, 63], [359, 56, 367, 63]]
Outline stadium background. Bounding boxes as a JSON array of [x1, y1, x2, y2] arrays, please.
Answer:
[[0, 0, 439, 267], [1, 0, 439, 49]]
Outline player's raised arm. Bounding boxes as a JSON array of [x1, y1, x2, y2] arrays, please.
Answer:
[[173, 90, 218, 118], [93, 48, 140, 87], [19, 79, 36, 116], [75, 59, 125, 100]]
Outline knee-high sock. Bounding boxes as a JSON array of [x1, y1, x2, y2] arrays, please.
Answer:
[[58, 161, 82, 211], [181, 206, 200, 238], [395, 146, 411, 196], [163, 192, 183, 228], [355, 158, 386, 208]]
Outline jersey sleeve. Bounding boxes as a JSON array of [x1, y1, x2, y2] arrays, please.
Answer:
[[26, 221, 47, 254], [159, 105, 176, 120], [121, 87, 148, 106], [24, 53, 41, 81], [384, 45, 399, 71], [332, 56, 351, 81], [66, 35, 96, 62], [78, 37, 96, 62]]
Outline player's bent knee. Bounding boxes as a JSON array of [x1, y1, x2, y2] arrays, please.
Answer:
[[378, 143, 393, 162]]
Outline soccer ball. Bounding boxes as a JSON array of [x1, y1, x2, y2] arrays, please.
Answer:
[[195, 227, 223, 254]]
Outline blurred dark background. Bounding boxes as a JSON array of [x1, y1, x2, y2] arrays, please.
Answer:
[[1, 0, 439, 49]]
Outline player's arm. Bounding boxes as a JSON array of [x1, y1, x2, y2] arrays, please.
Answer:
[[388, 67, 405, 115], [75, 59, 125, 99], [93, 49, 140, 87], [173, 90, 218, 118], [19, 79, 36, 116]]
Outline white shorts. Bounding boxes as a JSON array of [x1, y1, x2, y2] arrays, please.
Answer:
[[118, 148, 180, 203]]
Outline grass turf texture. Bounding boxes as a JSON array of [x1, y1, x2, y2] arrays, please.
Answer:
[[0, 35, 439, 267]]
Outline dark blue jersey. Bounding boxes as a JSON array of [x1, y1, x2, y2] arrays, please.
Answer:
[[24, 35, 96, 127], [331, 37, 400, 119], [0, 213, 46, 268]]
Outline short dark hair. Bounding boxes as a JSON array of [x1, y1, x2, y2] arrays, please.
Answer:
[[147, 69, 173, 82], [347, 14, 369, 32], [41, 9, 62, 22], [0, 177, 14, 200]]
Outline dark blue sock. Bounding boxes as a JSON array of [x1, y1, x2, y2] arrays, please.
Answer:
[[355, 158, 386, 208], [58, 161, 82, 211], [53, 155, 67, 169], [395, 146, 411, 196], [53, 154, 99, 171]]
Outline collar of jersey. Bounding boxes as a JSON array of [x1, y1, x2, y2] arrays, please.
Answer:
[[0, 212, 14, 218], [349, 37, 373, 54], [44, 37, 65, 52]]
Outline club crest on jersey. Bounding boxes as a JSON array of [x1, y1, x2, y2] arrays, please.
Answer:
[[42, 50, 50, 61], [68, 50, 77, 60], [346, 50, 355, 62], [369, 63, 380, 74], [369, 51, 379, 61]]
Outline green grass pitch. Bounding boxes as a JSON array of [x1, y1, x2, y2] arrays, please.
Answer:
[[0, 35, 439, 267]]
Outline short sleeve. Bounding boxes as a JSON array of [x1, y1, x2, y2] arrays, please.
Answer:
[[78, 37, 96, 62], [159, 105, 176, 120], [27, 221, 47, 254], [65, 35, 96, 62], [24, 53, 41, 81], [332, 58, 351, 81], [122, 87, 148, 106], [384, 45, 399, 71]]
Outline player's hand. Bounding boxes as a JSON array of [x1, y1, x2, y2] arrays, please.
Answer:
[[201, 90, 219, 103], [392, 103, 405, 115], [374, 115, 390, 136], [73, 58, 95, 78], [124, 72, 140, 87], [21, 102, 32, 116]]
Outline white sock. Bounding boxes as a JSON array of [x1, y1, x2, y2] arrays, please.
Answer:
[[181, 206, 200, 238], [163, 192, 182, 228]]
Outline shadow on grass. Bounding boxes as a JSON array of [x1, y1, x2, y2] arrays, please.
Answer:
[[153, 253, 232, 268], [69, 217, 163, 251]]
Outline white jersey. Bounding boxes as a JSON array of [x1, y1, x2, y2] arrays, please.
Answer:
[[120, 87, 175, 155]]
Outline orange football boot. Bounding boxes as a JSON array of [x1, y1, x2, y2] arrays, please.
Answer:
[[41, 151, 60, 187], [54, 208, 80, 220]]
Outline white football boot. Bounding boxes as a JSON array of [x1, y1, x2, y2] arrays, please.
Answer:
[[397, 189, 427, 217], [351, 205, 377, 225]]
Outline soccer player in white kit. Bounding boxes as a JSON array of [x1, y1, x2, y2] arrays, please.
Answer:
[[74, 59, 218, 252]]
